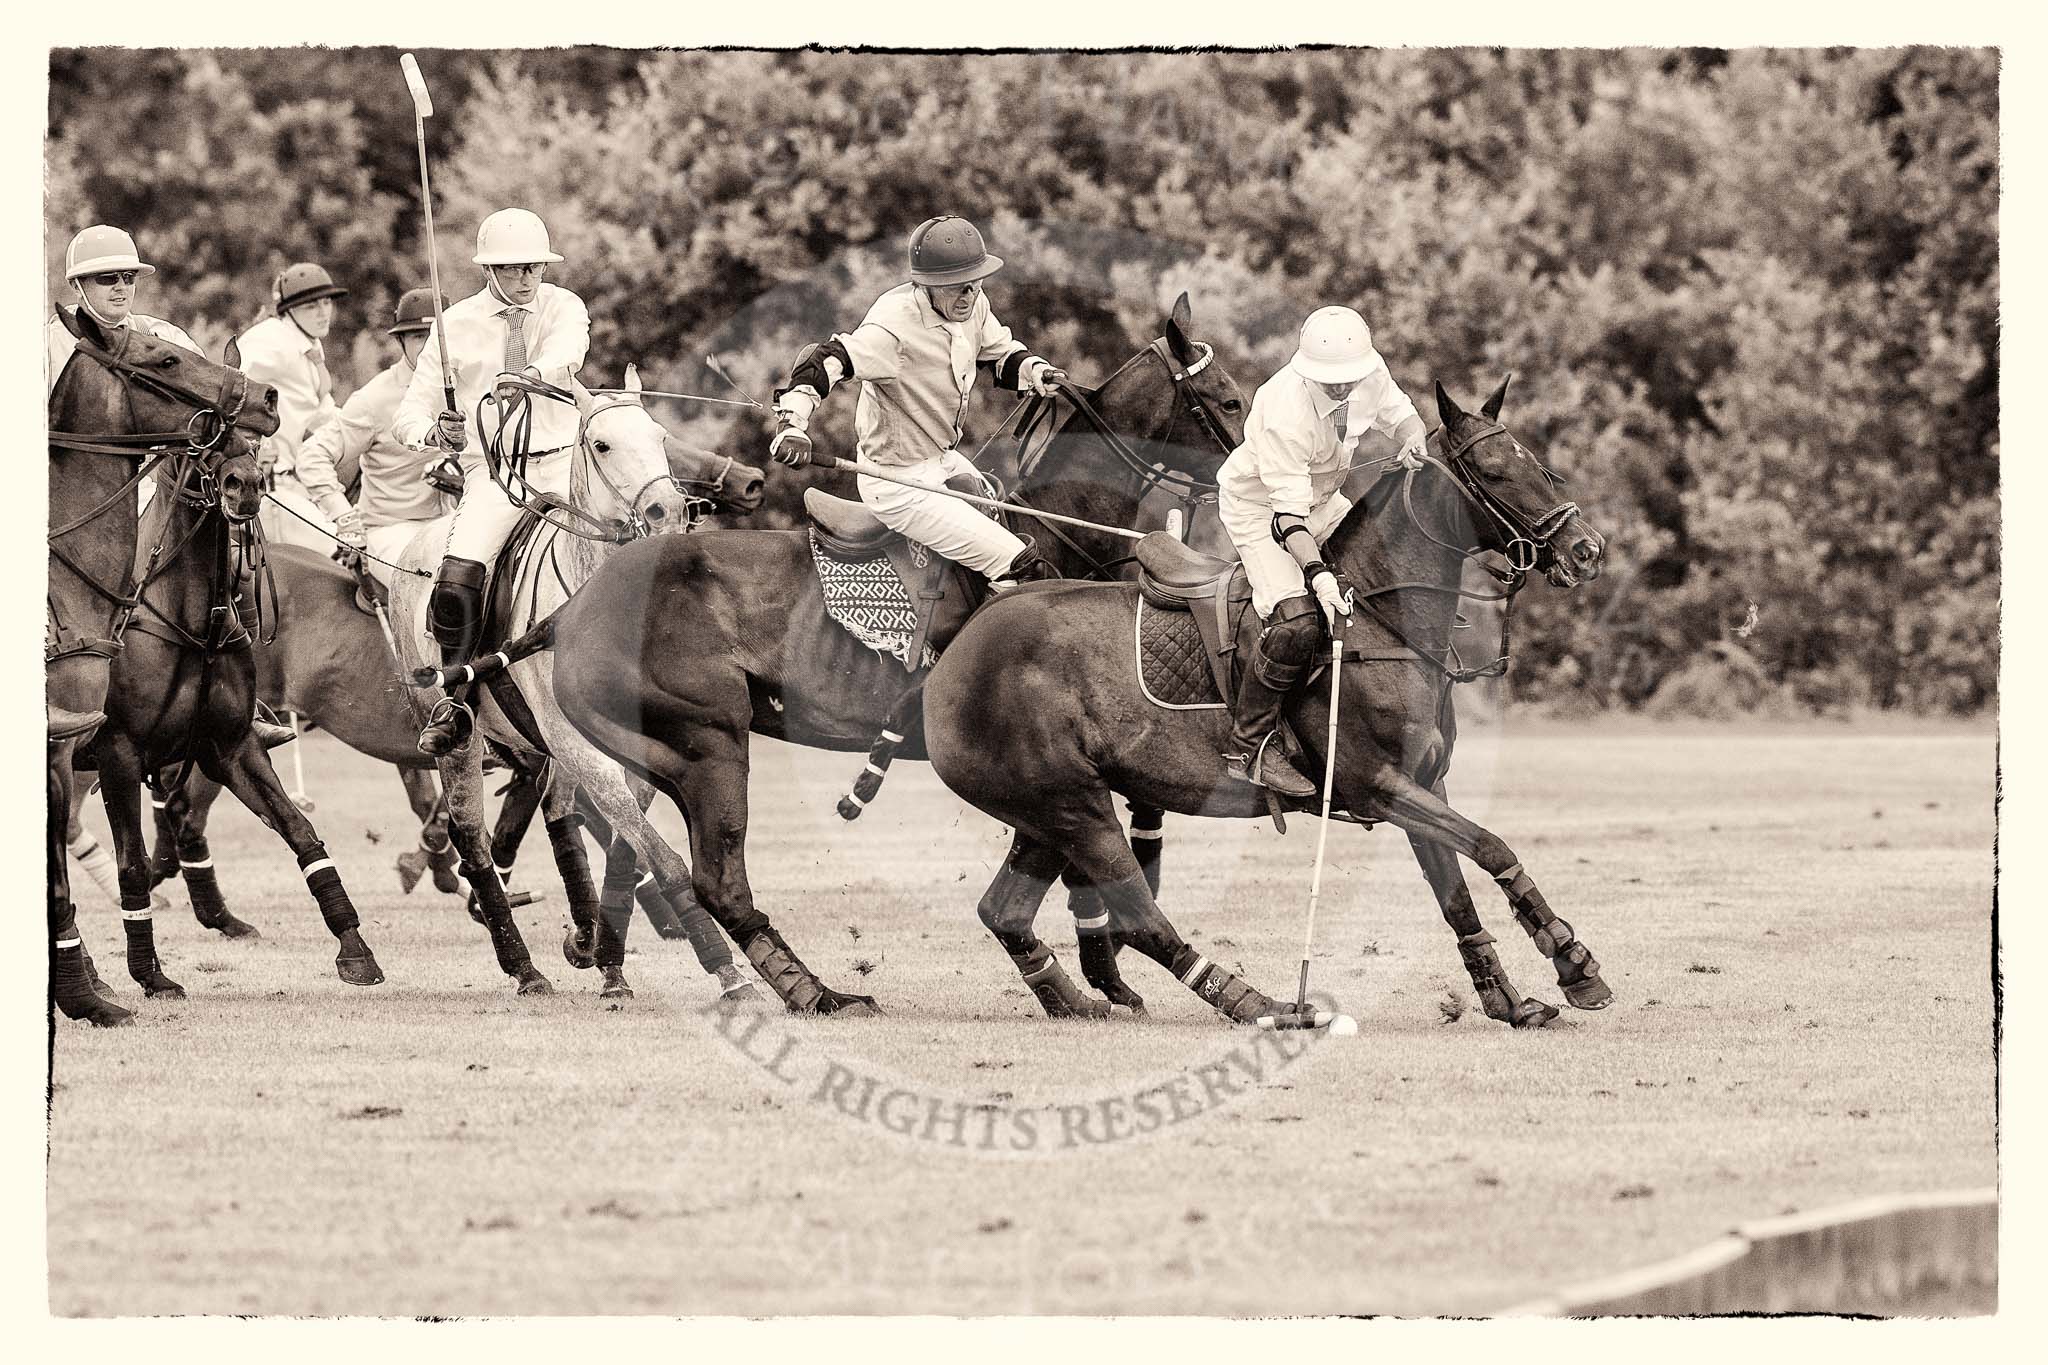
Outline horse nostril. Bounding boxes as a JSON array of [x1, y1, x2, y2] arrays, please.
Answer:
[[644, 502, 668, 523], [1576, 538, 1600, 563]]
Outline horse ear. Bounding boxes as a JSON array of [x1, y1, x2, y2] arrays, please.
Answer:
[[1480, 373, 1512, 421], [1165, 291, 1195, 362], [63, 303, 108, 351], [624, 362, 642, 394], [222, 335, 242, 370], [1434, 380, 1464, 430]]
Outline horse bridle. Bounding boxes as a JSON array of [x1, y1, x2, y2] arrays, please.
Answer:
[[1403, 419, 1578, 581], [47, 329, 276, 667], [481, 376, 717, 543]]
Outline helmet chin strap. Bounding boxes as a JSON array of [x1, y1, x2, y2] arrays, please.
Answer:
[[72, 286, 128, 330]]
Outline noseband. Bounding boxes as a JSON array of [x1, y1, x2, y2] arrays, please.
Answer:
[[1406, 420, 1578, 579]]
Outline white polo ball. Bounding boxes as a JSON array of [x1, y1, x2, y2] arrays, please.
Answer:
[[1327, 1013, 1359, 1036]]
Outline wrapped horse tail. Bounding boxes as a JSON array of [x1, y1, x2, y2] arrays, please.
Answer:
[[409, 609, 559, 689]]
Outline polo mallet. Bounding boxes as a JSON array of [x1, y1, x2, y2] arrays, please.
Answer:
[[285, 710, 315, 812], [703, 354, 765, 410], [1257, 612, 1359, 1035], [400, 54, 460, 446]]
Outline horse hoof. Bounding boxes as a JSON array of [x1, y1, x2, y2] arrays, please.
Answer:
[[814, 989, 882, 1017], [562, 928, 597, 971], [720, 982, 767, 1005], [515, 970, 555, 997], [600, 969, 633, 999], [142, 977, 186, 1000], [1509, 997, 1560, 1029], [395, 851, 425, 895], [58, 991, 136, 1026], [431, 863, 461, 895], [1565, 977, 1613, 1010], [213, 916, 262, 940], [337, 954, 385, 987]]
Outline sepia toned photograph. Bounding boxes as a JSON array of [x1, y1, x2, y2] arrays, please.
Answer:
[[39, 32, 2006, 1326]]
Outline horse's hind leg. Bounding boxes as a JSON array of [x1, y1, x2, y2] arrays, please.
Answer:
[[1057, 862, 1146, 1015], [1408, 818, 1558, 1028], [201, 736, 385, 988], [593, 836, 638, 999], [623, 774, 742, 977], [164, 769, 261, 940], [1370, 766, 1611, 1011], [95, 737, 184, 998], [980, 833, 1110, 1019]]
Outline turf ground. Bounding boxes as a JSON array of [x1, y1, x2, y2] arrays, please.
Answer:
[[46, 717, 1997, 1316]]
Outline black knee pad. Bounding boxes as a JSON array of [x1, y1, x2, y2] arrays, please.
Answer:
[[428, 557, 488, 651], [1254, 594, 1323, 686]]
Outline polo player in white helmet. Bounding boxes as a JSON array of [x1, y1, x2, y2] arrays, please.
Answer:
[[768, 215, 1068, 586], [391, 207, 590, 755], [295, 287, 454, 588], [45, 225, 201, 397], [236, 261, 350, 552], [45, 224, 296, 750], [1214, 305, 1429, 798]]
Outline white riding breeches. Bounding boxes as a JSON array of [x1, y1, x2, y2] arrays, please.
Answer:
[[442, 449, 575, 568], [1219, 487, 1353, 618], [258, 471, 336, 553], [363, 521, 429, 590], [855, 448, 1023, 577]]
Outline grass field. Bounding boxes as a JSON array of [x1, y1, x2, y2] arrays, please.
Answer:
[[47, 717, 1997, 1317]]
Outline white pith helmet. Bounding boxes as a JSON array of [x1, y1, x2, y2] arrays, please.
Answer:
[[1291, 305, 1377, 385], [65, 225, 156, 281], [472, 208, 563, 265]]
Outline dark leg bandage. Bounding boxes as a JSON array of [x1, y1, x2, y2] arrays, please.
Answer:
[[298, 845, 359, 936]]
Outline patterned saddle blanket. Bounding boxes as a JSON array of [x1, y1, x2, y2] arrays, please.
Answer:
[[810, 529, 940, 671], [1135, 601, 1226, 709]]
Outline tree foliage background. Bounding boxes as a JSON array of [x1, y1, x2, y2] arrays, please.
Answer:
[[46, 46, 1998, 714]]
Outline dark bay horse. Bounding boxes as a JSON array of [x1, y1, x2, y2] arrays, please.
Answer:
[[47, 308, 280, 1025], [544, 296, 1249, 1014], [923, 379, 1613, 1028], [150, 541, 734, 959], [81, 395, 384, 998]]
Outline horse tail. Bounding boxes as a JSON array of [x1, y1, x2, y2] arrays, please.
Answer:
[[408, 612, 559, 689], [836, 686, 924, 820]]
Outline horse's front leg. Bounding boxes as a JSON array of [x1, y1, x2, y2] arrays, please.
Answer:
[[1060, 862, 1145, 1015], [1407, 817, 1557, 1028], [201, 735, 385, 988], [538, 776, 601, 974], [1368, 767, 1611, 1011], [94, 736, 184, 998], [393, 769, 460, 895], [434, 751, 551, 995], [51, 756, 132, 1026], [986, 835, 1111, 1019]]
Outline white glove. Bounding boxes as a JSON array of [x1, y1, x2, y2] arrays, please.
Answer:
[[1395, 433, 1427, 471], [1310, 569, 1352, 630], [770, 426, 814, 468], [1025, 360, 1068, 398], [332, 506, 367, 549]]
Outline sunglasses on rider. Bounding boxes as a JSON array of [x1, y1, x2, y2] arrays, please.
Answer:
[[88, 271, 140, 287], [491, 263, 546, 277]]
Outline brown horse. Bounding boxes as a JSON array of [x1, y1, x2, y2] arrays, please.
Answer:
[[922, 379, 1613, 1028], [145, 541, 732, 973], [47, 308, 280, 1025], [80, 381, 384, 998], [542, 297, 1248, 1014]]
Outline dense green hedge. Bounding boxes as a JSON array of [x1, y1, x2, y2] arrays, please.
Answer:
[[47, 47, 1998, 713]]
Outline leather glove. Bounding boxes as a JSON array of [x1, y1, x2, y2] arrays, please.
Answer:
[[333, 506, 367, 549], [424, 454, 465, 496], [770, 426, 813, 468], [1028, 362, 1068, 398], [1310, 569, 1353, 630], [433, 410, 467, 451]]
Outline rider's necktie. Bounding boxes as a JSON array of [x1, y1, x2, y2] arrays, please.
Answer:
[[311, 339, 332, 405], [502, 308, 528, 374]]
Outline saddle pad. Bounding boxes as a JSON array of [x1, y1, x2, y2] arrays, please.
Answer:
[[1136, 599, 1225, 710], [810, 529, 937, 671]]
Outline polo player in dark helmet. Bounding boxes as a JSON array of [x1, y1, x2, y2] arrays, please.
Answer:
[[767, 215, 1069, 587]]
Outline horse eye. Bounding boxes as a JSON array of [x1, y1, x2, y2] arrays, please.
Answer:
[[158, 355, 179, 368], [593, 440, 610, 454], [1221, 399, 1242, 414]]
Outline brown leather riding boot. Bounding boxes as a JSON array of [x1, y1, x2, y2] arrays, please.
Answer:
[[251, 701, 298, 751]]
